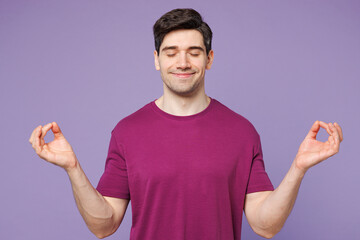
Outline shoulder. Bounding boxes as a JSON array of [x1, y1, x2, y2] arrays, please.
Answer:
[[111, 101, 154, 137], [212, 98, 260, 140]]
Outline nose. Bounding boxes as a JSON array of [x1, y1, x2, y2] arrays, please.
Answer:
[[176, 52, 191, 69]]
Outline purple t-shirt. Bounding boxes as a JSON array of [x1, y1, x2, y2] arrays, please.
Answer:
[[96, 97, 274, 240]]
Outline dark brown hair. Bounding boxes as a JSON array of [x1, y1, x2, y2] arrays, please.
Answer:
[[153, 8, 213, 56]]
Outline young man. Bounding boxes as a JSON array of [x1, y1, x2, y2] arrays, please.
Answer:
[[29, 8, 343, 240]]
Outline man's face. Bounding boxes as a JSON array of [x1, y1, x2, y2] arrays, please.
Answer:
[[154, 29, 214, 97]]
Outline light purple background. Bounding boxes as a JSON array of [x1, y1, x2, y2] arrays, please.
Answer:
[[1, 0, 359, 239]]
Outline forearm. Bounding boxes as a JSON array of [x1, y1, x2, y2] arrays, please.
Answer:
[[247, 121, 342, 238], [66, 160, 116, 238], [255, 160, 306, 237]]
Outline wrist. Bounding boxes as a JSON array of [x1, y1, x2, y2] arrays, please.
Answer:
[[291, 158, 307, 179], [64, 157, 80, 175]]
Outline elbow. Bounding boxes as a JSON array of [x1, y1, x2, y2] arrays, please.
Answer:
[[92, 231, 109, 239], [260, 232, 276, 239], [92, 227, 119, 239], [90, 226, 115, 239], [87, 215, 119, 239], [253, 225, 281, 239], [93, 230, 114, 239], [254, 229, 277, 239], [95, 234, 106, 239]]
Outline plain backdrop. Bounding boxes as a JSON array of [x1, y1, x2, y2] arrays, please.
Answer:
[[0, 0, 359, 239]]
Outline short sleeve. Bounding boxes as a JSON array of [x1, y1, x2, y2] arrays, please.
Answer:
[[96, 131, 130, 199], [246, 135, 274, 194]]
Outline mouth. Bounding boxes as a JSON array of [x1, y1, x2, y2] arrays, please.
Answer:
[[171, 72, 195, 78]]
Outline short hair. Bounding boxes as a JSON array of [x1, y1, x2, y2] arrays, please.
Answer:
[[153, 8, 213, 56]]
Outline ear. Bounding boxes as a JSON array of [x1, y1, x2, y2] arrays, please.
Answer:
[[154, 50, 160, 70], [205, 49, 214, 70]]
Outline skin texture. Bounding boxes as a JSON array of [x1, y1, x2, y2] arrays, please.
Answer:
[[244, 121, 343, 238], [29, 122, 129, 239], [153, 29, 214, 116], [29, 28, 343, 239]]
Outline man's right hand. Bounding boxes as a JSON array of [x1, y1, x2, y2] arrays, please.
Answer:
[[29, 122, 77, 171], [29, 121, 129, 238]]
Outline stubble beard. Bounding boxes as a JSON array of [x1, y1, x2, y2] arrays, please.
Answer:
[[162, 75, 203, 97]]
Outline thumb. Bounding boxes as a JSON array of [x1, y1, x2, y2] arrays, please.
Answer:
[[51, 121, 63, 138], [305, 120, 320, 140]]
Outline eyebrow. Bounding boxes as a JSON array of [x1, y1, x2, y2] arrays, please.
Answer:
[[161, 46, 205, 52]]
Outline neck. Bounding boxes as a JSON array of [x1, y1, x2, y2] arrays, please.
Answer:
[[155, 92, 211, 116]]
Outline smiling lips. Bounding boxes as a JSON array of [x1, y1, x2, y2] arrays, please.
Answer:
[[171, 72, 195, 78]]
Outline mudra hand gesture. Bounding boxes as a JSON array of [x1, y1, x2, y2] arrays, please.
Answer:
[[295, 121, 343, 173], [29, 122, 77, 171]]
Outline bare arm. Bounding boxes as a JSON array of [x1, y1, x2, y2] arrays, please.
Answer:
[[244, 163, 304, 239], [244, 121, 343, 238], [66, 162, 129, 238], [29, 122, 129, 238]]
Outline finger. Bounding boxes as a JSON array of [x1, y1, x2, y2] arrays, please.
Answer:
[[329, 123, 340, 150], [334, 122, 343, 142], [40, 123, 53, 145], [305, 120, 320, 139], [32, 126, 41, 149], [51, 122, 63, 138], [29, 125, 41, 144], [328, 132, 335, 148], [318, 121, 332, 136], [33, 126, 43, 155]]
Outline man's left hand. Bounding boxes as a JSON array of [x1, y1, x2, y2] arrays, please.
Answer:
[[294, 121, 343, 174]]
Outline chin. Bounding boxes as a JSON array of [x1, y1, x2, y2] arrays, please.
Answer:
[[170, 86, 200, 96]]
